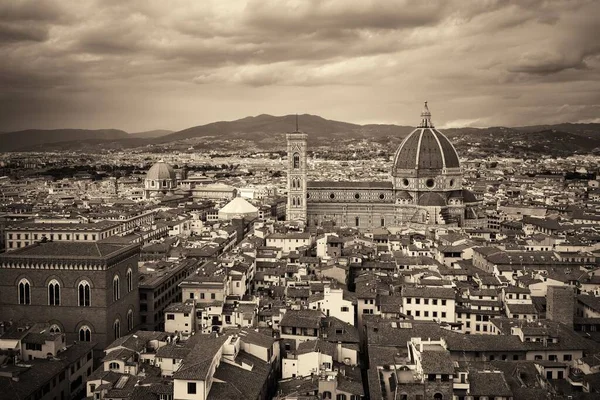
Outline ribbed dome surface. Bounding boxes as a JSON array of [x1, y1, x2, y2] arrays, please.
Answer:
[[394, 128, 460, 170], [147, 161, 176, 181]]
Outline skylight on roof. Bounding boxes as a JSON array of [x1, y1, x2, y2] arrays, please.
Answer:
[[115, 376, 130, 389]]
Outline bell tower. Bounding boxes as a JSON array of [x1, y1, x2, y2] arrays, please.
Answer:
[[286, 115, 308, 222]]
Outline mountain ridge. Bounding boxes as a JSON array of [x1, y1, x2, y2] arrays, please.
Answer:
[[1, 115, 599, 155]]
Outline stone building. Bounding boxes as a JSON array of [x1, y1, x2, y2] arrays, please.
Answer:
[[286, 103, 482, 230], [0, 241, 140, 350]]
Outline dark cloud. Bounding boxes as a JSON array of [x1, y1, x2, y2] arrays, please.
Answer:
[[508, 51, 588, 75], [243, 1, 448, 33], [0, 0, 598, 131], [0, 22, 49, 43], [0, 0, 67, 22]]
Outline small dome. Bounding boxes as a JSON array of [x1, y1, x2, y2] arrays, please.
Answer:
[[396, 191, 412, 200], [147, 161, 176, 181], [462, 189, 479, 203], [418, 192, 446, 207], [392, 103, 460, 173]]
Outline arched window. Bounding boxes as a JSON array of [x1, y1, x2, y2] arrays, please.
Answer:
[[109, 362, 120, 371], [78, 280, 91, 307], [126, 269, 133, 293], [355, 216, 360, 227], [113, 275, 120, 302], [127, 309, 134, 332], [336, 395, 347, 400], [79, 325, 91, 342], [322, 392, 332, 400], [49, 324, 61, 333], [114, 319, 121, 340], [293, 153, 300, 169], [18, 278, 31, 305], [48, 279, 60, 306], [433, 394, 443, 400]]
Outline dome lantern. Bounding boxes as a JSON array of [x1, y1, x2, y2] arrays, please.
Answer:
[[419, 101, 433, 128]]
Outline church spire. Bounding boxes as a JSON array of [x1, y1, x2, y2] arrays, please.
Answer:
[[419, 101, 433, 128]]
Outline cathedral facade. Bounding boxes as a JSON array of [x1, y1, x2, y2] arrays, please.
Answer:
[[286, 103, 482, 230]]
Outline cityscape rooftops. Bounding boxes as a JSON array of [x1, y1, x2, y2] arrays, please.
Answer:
[[0, 241, 139, 260]]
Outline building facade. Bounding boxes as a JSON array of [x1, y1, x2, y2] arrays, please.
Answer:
[[286, 103, 482, 230], [138, 259, 199, 331], [0, 241, 140, 350], [5, 221, 122, 251]]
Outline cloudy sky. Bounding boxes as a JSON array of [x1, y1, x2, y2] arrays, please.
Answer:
[[1, 0, 599, 132]]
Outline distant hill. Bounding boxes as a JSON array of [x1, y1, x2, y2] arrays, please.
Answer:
[[0, 129, 130, 152], [443, 125, 600, 157], [129, 129, 173, 138], [1, 116, 599, 156], [158, 114, 414, 146]]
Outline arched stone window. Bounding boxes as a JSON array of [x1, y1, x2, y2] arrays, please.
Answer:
[[78, 280, 91, 307], [322, 392, 332, 400], [18, 278, 31, 305], [109, 362, 120, 371], [79, 325, 91, 342], [49, 324, 61, 333], [113, 275, 120, 302], [293, 153, 300, 169], [127, 309, 134, 332], [126, 268, 133, 293], [114, 319, 121, 340], [48, 279, 60, 306]]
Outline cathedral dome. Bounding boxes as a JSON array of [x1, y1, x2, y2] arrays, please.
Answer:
[[147, 161, 176, 181], [392, 102, 460, 172]]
